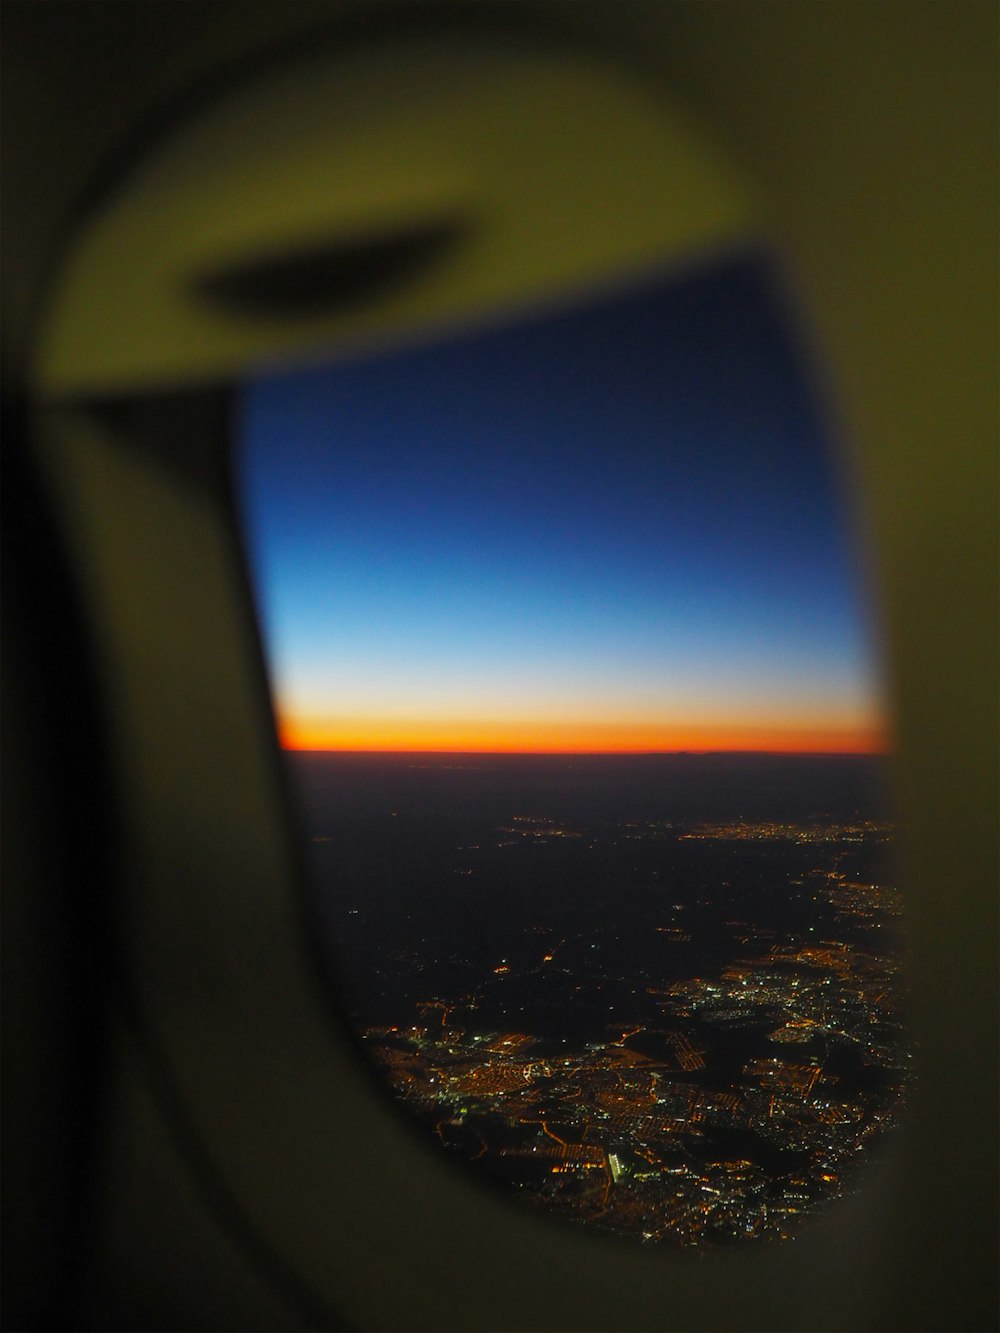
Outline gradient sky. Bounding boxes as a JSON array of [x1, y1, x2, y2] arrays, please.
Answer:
[[238, 252, 887, 754]]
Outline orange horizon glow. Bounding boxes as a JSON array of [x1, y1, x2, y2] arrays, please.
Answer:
[[278, 715, 889, 756]]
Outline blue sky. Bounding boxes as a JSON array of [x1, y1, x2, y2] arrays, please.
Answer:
[[238, 251, 886, 752]]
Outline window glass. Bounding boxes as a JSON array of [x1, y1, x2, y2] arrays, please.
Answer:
[[238, 253, 907, 1246]]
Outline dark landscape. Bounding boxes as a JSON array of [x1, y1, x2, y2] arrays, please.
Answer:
[[290, 751, 907, 1246]]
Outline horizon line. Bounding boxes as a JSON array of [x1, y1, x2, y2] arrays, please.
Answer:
[[281, 746, 888, 758]]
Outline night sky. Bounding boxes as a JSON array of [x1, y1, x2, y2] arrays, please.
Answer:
[[238, 252, 887, 753]]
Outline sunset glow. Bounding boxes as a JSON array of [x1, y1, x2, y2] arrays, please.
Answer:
[[241, 255, 889, 759], [278, 716, 887, 756]]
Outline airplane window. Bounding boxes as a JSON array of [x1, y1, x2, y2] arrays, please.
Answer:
[[237, 251, 907, 1248]]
